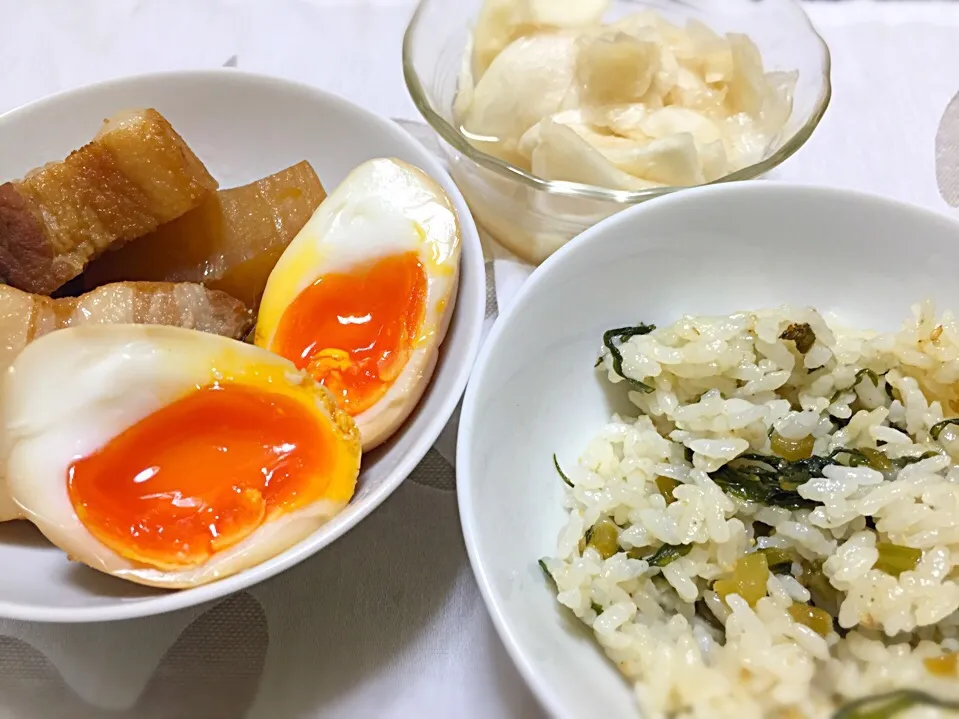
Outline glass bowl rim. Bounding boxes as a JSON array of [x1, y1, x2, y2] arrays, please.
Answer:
[[402, 0, 833, 203]]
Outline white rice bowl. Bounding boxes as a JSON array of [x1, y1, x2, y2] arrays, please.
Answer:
[[542, 302, 959, 719]]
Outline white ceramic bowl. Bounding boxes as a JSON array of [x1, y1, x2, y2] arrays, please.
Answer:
[[457, 183, 959, 719], [0, 70, 485, 622]]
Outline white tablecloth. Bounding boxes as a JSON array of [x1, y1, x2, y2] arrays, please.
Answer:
[[1, 2, 959, 718]]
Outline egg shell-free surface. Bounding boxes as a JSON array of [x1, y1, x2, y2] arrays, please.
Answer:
[[4, 325, 361, 589], [0, 70, 485, 621], [0, 491, 18, 522], [255, 158, 462, 450], [457, 183, 959, 719]]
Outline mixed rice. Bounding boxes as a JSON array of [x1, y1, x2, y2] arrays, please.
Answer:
[[542, 302, 959, 719]]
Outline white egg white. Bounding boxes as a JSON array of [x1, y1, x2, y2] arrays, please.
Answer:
[[1, 324, 361, 589], [255, 158, 462, 450], [0, 489, 19, 522]]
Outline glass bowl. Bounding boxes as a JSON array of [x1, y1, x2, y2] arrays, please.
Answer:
[[403, 0, 832, 264]]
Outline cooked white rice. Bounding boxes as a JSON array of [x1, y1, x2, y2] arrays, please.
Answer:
[[544, 302, 959, 719]]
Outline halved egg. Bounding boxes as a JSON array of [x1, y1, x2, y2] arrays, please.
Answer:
[[254, 158, 462, 450], [2, 325, 361, 588], [0, 488, 18, 522]]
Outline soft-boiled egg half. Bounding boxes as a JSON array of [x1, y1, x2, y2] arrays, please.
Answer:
[[2, 325, 361, 588], [0, 485, 18, 522], [254, 158, 462, 450]]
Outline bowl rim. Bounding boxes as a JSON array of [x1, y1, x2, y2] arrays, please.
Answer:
[[0, 68, 487, 623], [403, 0, 833, 203], [455, 181, 959, 719]]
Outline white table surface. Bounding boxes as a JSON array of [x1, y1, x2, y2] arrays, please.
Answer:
[[2, 2, 959, 718]]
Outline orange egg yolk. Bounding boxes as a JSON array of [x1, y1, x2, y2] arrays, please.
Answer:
[[271, 252, 428, 415], [67, 382, 339, 570]]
